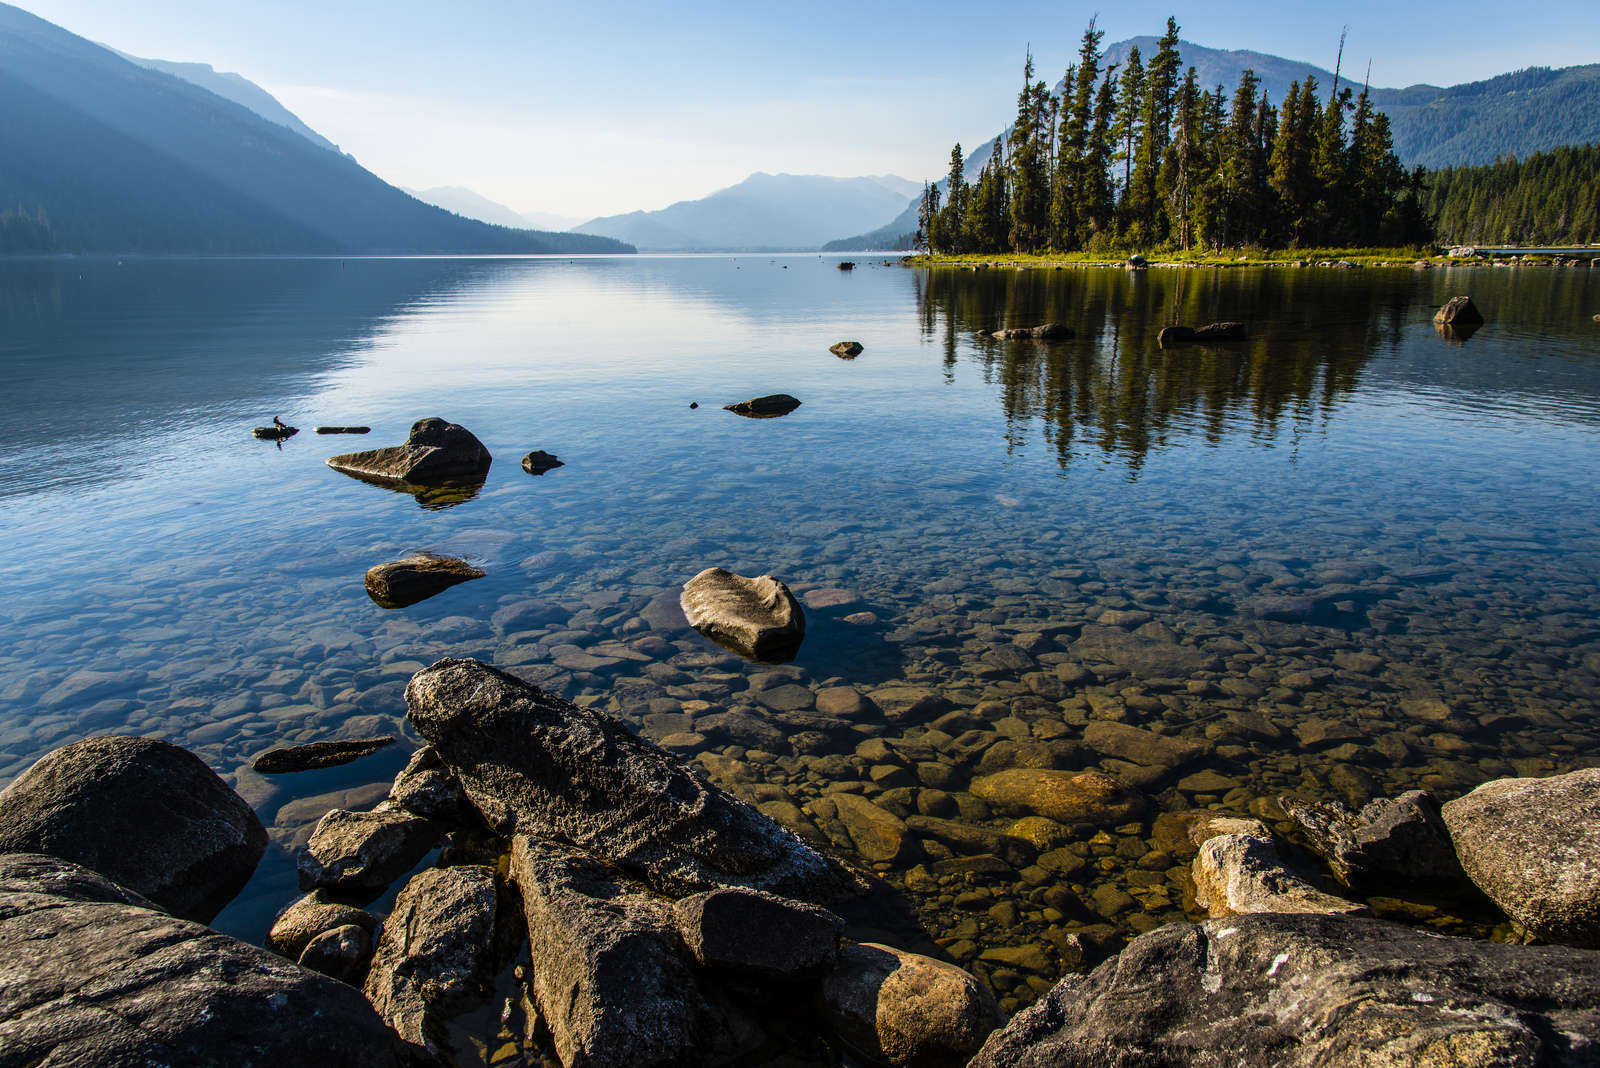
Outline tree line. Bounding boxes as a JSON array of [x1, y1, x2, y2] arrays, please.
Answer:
[[917, 17, 1431, 255], [1423, 143, 1600, 246]]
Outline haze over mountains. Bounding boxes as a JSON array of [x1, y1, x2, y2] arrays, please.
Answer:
[[404, 187, 585, 234], [0, 2, 630, 254]]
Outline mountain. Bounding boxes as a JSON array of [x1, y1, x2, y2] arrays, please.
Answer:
[[0, 3, 632, 254], [405, 186, 530, 229], [111, 49, 342, 155], [575, 172, 926, 251], [519, 209, 587, 232], [829, 40, 1600, 250]]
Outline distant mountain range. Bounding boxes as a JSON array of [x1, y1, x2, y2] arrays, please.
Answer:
[[0, 3, 631, 254], [826, 39, 1600, 250], [404, 186, 585, 233], [574, 172, 925, 251]]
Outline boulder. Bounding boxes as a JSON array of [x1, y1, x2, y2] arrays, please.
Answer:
[[387, 746, 472, 821], [680, 567, 806, 663], [0, 853, 400, 1067], [830, 341, 864, 358], [673, 886, 844, 979], [299, 924, 373, 986], [830, 793, 913, 863], [1434, 295, 1485, 325], [267, 888, 378, 960], [364, 553, 484, 609], [1126, 254, 1148, 269], [1441, 768, 1600, 947], [820, 942, 1004, 1068], [1082, 721, 1205, 770], [510, 837, 727, 1067], [296, 806, 441, 896], [251, 735, 396, 774], [252, 423, 298, 440], [969, 913, 1600, 1067], [1158, 322, 1247, 346], [326, 416, 492, 486], [837, 261, 856, 270], [723, 393, 802, 418], [406, 658, 860, 901], [0, 735, 267, 923], [1192, 832, 1366, 918], [313, 425, 371, 434], [969, 769, 1144, 827], [1281, 790, 1465, 890], [521, 449, 564, 474], [364, 865, 506, 1061]]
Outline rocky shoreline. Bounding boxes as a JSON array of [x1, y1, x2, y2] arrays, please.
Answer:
[[1, 650, 1598, 1065]]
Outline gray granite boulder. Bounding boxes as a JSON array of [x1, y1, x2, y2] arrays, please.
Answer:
[[969, 913, 1600, 1067], [680, 567, 806, 663], [297, 806, 441, 896], [819, 942, 1004, 1068], [299, 923, 373, 986], [1283, 790, 1465, 890], [364, 553, 484, 609], [0, 735, 266, 923], [1193, 832, 1366, 918], [1442, 768, 1600, 947], [673, 887, 844, 980], [387, 746, 472, 822], [267, 888, 378, 960], [0, 853, 400, 1066], [1434, 295, 1485, 325], [406, 658, 859, 901], [327, 417, 492, 485]]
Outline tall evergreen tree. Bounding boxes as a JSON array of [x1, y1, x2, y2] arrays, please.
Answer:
[[916, 181, 940, 252], [965, 139, 1011, 253], [1007, 51, 1054, 252], [1084, 64, 1120, 245], [1051, 19, 1106, 249], [1112, 47, 1145, 218], [936, 143, 969, 253], [1161, 66, 1204, 249], [1270, 77, 1320, 245], [1126, 17, 1182, 243]]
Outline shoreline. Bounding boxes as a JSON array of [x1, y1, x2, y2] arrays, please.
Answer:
[[909, 248, 1600, 269]]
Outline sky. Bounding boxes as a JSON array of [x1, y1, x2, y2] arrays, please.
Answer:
[[14, 0, 1600, 221]]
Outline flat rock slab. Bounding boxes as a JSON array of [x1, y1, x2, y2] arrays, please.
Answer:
[[674, 886, 844, 979], [1442, 768, 1600, 947], [0, 735, 266, 923], [970, 913, 1600, 1067], [297, 806, 441, 897], [365, 553, 484, 609], [820, 941, 1004, 1068], [252, 735, 397, 774], [252, 424, 298, 440], [314, 426, 370, 434], [969, 769, 1144, 827], [681, 567, 806, 663], [0, 854, 399, 1067], [327, 416, 492, 486], [724, 394, 802, 418], [1193, 832, 1366, 918], [406, 658, 861, 901]]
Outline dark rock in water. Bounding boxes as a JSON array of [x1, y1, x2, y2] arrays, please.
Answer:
[[969, 913, 1600, 1067], [267, 888, 378, 960], [0, 735, 267, 924], [992, 324, 1075, 340], [673, 887, 844, 980], [1157, 325, 1196, 345], [252, 424, 298, 440], [1249, 594, 1320, 622], [296, 806, 441, 897], [252, 735, 396, 774], [314, 425, 371, 434], [0, 853, 401, 1067], [830, 340, 864, 358], [1442, 768, 1600, 947], [387, 746, 472, 822], [689, 401, 700, 409], [837, 261, 855, 270], [1126, 254, 1148, 269], [1282, 790, 1465, 891], [405, 658, 860, 901], [724, 393, 802, 418], [1192, 831, 1366, 918], [1159, 321, 1247, 346], [364, 865, 506, 1061], [1434, 295, 1485, 325], [521, 449, 564, 474], [680, 566, 806, 663], [1435, 320, 1480, 344], [820, 941, 1004, 1068], [326, 416, 492, 485], [364, 553, 485, 609], [299, 923, 373, 986], [510, 838, 731, 1067]]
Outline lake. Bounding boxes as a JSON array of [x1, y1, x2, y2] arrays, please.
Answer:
[[2, 253, 1598, 1021]]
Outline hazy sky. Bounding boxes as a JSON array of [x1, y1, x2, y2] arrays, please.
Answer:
[[17, 0, 1600, 220]]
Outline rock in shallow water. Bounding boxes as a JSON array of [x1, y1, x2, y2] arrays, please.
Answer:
[[820, 941, 1004, 1068], [969, 769, 1144, 827], [830, 341, 864, 358], [680, 567, 806, 663], [1282, 790, 1464, 891], [297, 806, 441, 896], [1192, 831, 1366, 918], [405, 658, 861, 901], [1442, 768, 1600, 947], [521, 449, 564, 474], [364, 553, 484, 609], [1434, 295, 1485, 325], [252, 735, 396, 774], [326, 416, 492, 485], [267, 888, 378, 960], [0, 853, 399, 1067], [724, 394, 802, 417], [970, 913, 1600, 1067], [0, 735, 266, 923]]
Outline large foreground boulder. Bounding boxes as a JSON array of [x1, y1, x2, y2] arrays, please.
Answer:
[[819, 942, 1004, 1068], [680, 567, 806, 663], [405, 658, 861, 901], [0, 853, 400, 1067], [364, 553, 485, 609], [970, 913, 1600, 1067], [1442, 768, 1600, 947], [0, 735, 266, 923], [327, 417, 492, 485]]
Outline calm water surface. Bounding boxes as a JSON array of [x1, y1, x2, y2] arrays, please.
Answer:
[[2, 254, 1598, 1020]]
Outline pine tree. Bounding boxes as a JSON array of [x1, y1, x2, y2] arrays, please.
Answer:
[[1312, 85, 1352, 243], [1161, 67, 1203, 249], [1127, 17, 1182, 244], [966, 140, 1011, 253], [937, 143, 968, 253], [916, 181, 940, 252], [1050, 19, 1106, 250], [1112, 47, 1145, 224], [1269, 77, 1320, 245], [1007, 51, 1054, 252]]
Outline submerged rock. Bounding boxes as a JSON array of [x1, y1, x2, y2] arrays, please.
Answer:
[[820, 941, 1004, 1068], [364, 553, 484, 609], [296, 806, 441, 896], [326, 416, 492, 485], [680, 567, 806, 663], [724, 394, 802, 418], [521, 449, 564, 474], [251, 735, 396, 774], [0, 735, 267, 923], [1434, 295, 1485, 325], [0, 853, 399, 1067], [830, 341, 864, 358], [970, 913, 1600, 1067], [969, 769, 1144, 827], [1158, 322, 1248, 345], [405, 658, 861, 901], [991, 324, 1074, 340], [1282, 790, 1464, 890], [1192, 831, 1366, 918], [1442, 768, 1600, 947]]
